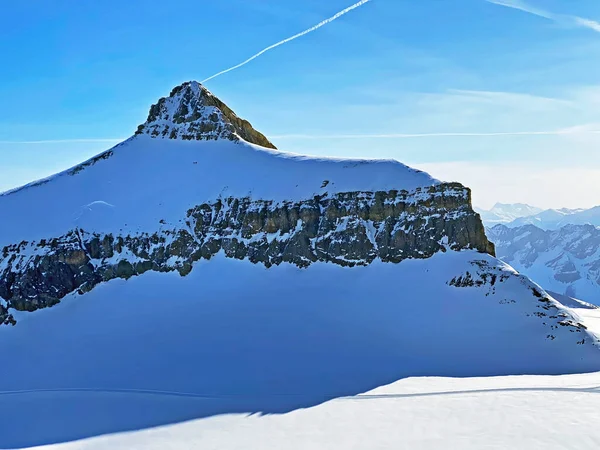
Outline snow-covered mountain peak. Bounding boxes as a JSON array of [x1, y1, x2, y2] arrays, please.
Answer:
[[476, 203, 544, 227], [134, 81, 276, 149], [491, 203, 542, 215], [3, 83, 600, 447]]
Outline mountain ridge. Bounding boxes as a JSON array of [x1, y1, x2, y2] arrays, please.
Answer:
[[478, 202, 600, 230], [475, 203, 544, 226], [0, 82, 493, 324], [488, 223, 600, 303], [507, 206, 600, 230]]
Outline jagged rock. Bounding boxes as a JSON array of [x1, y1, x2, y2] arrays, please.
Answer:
[[135, 81, 276, 149], [0, 185, 493, 320], [0, 81, 494, 326]]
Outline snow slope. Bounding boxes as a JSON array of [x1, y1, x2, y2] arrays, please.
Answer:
[[1, 252, 599, 448], [548, 290, 598, 310], [32, 372, 600, 450], [0, 136, 437, 248]]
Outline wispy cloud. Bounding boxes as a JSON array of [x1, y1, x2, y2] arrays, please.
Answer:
[[486, 0, 553, 19], [0, 139, 124, 145], [271, 129, 600, 140], [415, 161, 600, 209], [486, 0, 600, 33], [201, 0, 371, 83], [575, 17, 600, 33]]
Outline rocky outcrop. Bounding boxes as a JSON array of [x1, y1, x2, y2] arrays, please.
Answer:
[[447, 259, 591, 342], [0, 184, 493, 324], [135, 81, 276, 149]]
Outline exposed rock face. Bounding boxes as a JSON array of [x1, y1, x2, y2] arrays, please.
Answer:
[[447, 258, 591, 343], [0, 80, 495, 326], [135, 81, 276, 149], [0, 184, 493, 324], [488, 224, 600, 302]]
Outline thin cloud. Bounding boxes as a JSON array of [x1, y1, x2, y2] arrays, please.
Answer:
[[575, 17, 600, 33], [486, 0, 600, 33], [201, 0, 371, 83], [486, 0, 553, 19], [0, 139, 124, 145], [415, 161, 600, 210], [271, 130, 600, 140]]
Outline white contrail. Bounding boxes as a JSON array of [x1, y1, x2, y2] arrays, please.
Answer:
[[201, 0, 371, 83]]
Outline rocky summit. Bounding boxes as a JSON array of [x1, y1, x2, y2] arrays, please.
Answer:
[[0, 81, 494, 326], [135, 81, 276, 149]]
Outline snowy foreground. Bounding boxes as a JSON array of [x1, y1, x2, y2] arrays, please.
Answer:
[[26, 307, 600, 450], [34, 370, 600, 450], [2, 253, 600, 449]]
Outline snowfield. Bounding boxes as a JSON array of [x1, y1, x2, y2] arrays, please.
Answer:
[[0, 136, 437, 248], [1, 252, 600, 448], [31, 372, 600, 450]]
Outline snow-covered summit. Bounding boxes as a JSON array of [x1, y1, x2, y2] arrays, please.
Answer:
[[1, 82, 600, 448], [507, 206, 600, 230], [134, 81, 276, 149], [0, 81, 442, 248], [476, 203, 543, 226], [0, 82, 490, 319]]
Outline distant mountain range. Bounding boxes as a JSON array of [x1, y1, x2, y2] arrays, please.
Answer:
[[488, 224, 600, 304], [475, 203, 544, 226], [477, 203, 600, 230], [482, 202, 600, 304]]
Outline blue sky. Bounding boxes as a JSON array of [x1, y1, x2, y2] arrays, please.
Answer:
[[1, 0, 600, 208]]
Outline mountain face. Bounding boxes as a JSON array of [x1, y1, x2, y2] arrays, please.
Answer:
[[0, 81, 494, 325], [1, 81, 600, 447], [476, 203, 544, 227], [488, 224, 600, 303], [0, 183, 492, 319]]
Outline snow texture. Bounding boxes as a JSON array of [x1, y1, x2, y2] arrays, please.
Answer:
[[1, 252, 599, 448], [31, 371, 600, 450], [0, 136, 437, 248]]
